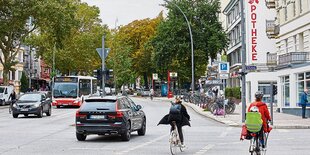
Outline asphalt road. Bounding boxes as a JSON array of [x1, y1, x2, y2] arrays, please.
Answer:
[[0, 97, 309, 155]]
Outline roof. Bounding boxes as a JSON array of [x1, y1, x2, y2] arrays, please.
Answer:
[[223, 0, 238, 15], [85, 95, 123, 101]]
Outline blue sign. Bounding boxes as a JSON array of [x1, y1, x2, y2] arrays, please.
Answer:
[[219, 62, 229, 73], [246, 65, 257, 70]]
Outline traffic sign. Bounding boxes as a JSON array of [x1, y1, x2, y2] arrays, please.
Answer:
[[219, 73, 229, 79], [246, 65, 257, 71], [219, 62, 229, 73], [152, 73, 158, 80], [169, 72, 177, 77], [96, 48, 111, 60]]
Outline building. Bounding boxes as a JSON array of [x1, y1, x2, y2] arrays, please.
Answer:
[[265, 0, 310, 115], [223, 0, 277, 104]]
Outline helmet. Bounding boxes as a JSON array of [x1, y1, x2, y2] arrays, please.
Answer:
[[255, 91, 264, 99], [250, 106, 259, 112]]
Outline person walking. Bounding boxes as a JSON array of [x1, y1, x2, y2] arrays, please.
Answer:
[[8, 89, 16, 114], [150, 87, 154, 100], [300, 89, 308, 119]]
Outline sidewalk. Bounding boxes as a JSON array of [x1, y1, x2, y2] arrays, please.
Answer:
[[155, 97, 310, 129]]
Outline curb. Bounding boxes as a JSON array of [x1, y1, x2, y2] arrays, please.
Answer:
[[0, 105, 8, 110], [154, 97, 310, 129]]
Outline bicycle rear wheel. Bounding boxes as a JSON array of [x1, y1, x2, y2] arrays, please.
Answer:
[[170, 131, 178, 155]]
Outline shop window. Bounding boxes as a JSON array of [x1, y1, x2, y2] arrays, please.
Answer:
[[281, 76, 290, 107]]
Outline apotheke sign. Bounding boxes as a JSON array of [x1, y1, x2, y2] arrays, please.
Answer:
[[249, 0, 259, 61]]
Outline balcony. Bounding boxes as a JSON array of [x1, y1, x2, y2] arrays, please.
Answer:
[[267, 52, 310, 69], [278, 52, 310, 65], [265, 0, 276, 9], [266, 19, 279, 39]]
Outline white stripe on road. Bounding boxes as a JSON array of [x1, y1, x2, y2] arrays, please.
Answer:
[[276, 129, 290, 133], [194, 144, 215, 155], [116, 134, 169, 155]]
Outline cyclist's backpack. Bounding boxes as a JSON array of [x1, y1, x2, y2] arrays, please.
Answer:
[[169, 103, 181, 114], [245, 107, 263, 133]]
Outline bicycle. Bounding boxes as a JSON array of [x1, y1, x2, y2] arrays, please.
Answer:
[[169, 121, 185, 155], [249, 131, 269, 155]]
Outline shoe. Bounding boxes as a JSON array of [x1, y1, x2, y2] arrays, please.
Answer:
[[302, 117, 307, 119], [180, 144, 186, 148]]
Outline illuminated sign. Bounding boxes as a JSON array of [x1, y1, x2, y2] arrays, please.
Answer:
[[54, 77, 78, 83]]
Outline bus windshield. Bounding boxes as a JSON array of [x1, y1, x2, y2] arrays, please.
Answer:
[[53, 83, 78, 98]]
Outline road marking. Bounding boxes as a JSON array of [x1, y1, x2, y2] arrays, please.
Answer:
[[116, 134, 169, 155], [276, 129, 290, 133], [69, 147, 114, 150], [194, 144, 215, 155], [219, 127, 232, 138]]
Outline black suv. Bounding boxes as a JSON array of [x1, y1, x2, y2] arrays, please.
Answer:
[[75, 96, 146, 141]]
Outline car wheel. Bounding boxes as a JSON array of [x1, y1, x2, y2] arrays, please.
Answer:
[[24, 114, 28, 117], [37, 108, 43, 118], [46, 106, 52, 116], [76, 132, 87, 141], [121, 121, 131, 141], [12, 113, 18, 118], [0, 100, 4, 106], [137, 119, 146, 136]]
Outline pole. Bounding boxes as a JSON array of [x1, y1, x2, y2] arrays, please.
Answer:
[[240, 0, 247, 123], [270, 82, 274, 125], [102, 35, 106, 96], [164, 0, 194, 92], [28, 46, 32, 89]]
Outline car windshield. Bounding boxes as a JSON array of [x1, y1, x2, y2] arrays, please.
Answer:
[[19, 94, 41, 102], [53, 82, 78, 98], [0, 87, 4, 93]]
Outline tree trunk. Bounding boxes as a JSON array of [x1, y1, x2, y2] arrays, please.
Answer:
[[3, 68, 9, 86], [143, 73, 149, 89]]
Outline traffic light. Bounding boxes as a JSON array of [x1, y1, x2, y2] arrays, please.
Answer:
[[272, 85, 277, 95]]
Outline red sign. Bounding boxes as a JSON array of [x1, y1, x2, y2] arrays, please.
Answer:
[[249, 0, 259, 61]]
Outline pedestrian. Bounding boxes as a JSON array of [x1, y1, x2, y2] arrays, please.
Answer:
[[300, 89, 308, 119], [8, 89, 16, 114], [150, 87, 154, 100]]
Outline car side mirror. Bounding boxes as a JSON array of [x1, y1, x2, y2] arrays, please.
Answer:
[[136, 105, 142, 111]]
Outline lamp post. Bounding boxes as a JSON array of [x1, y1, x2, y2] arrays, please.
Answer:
[[164, 0, 195, 92]]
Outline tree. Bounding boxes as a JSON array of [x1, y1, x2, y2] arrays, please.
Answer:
[[20, 72, 28, 93], [107, 13, 163, 88], [27, 1, 108, 75], [151, 0, 228, 88]]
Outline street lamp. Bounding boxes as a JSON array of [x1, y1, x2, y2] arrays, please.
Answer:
[[163, 0, 195, 92]]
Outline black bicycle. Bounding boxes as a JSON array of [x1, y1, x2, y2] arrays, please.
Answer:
[[249, 131, 269, 155]]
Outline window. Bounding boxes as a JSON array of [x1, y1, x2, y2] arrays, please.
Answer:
[[298, 32, 304, 51], [79, 79, 91, 96], [299, 0, 302, 13], [285, 39, 288, 53], [293, 35, 297, 51], [92, 79, 97, 94], [283, 0, 288, 21], [293, 1, 296, 17], [296, 72, 310, 106], [281, 76, 290, 107]]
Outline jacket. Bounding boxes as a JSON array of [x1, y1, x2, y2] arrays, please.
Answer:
[[158, 103, 191, 127], [248, 101, 271, 133], [300, 92, 308, 105]]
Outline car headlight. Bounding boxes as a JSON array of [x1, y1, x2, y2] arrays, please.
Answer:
[[33, 103, 40, 108], [12, 104, 18, 108]]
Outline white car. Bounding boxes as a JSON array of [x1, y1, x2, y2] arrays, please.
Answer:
[[105, 87, 112, 95]]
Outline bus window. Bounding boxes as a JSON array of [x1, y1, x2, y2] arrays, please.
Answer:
[[92, 79, 97, 94], [79, 79, 91, 96]]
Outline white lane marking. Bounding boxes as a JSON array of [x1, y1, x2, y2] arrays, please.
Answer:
[[194, 144, 215, 155], [69, 147, 114, 150], [116, 134, 169, 155], [219, 127, 232, 138], [276, 129, 290, 133]]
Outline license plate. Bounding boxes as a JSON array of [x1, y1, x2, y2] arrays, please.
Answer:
[[20, 109, 29, 112], [90, 115, 105, 119]]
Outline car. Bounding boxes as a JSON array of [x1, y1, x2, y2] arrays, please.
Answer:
[[141, 89, 151, 97], [75, 96, 146, 141], [0, 85, 14, 106], [11, 92, 52, 118]]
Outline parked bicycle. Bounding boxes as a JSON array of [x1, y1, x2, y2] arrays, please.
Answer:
[[169, 121, 185, 155]]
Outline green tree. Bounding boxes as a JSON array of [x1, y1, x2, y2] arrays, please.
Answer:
[[151, 0, 228, 88], [20, 72, 29, 93]]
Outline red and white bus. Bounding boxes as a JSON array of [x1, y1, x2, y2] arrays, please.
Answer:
[[52, 76, 97, 108]]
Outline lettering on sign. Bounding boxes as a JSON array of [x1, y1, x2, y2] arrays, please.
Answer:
[[249, 0, 259, 61]]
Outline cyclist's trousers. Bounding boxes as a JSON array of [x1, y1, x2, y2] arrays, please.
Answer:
[[171, 125, 184, 143]]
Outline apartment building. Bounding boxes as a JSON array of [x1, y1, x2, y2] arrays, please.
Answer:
[[266, 0, 310, 115], [223, 0, 277, 104]]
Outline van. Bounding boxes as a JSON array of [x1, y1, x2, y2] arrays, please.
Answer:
[[0, 86, 14, 106]]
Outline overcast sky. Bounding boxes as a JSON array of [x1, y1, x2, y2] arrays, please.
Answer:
[[82, 0, 166, 28]]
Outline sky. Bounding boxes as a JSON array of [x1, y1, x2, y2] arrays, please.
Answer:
[[82, 0, 166, 28]]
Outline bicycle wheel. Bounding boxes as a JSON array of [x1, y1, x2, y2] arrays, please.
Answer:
[[170, 131, 178, 155]]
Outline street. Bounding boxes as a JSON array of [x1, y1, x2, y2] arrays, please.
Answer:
[[0, 97, 310, 155]]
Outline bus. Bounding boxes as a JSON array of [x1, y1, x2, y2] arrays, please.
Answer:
[[52, 76, 97, 108]]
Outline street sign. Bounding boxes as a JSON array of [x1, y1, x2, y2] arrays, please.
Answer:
[[169, 72, 177, 77], [219, 73, 229, 79], [152, 73, 158, 80], [246, 65, 257, 71], [219, 62, 229, 74], [96, 48, 111, 60]]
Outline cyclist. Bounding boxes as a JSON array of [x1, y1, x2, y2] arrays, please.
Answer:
[[247, 91, 272, 148], [8, 89, 16, 114], [158, 97, 191, 147]]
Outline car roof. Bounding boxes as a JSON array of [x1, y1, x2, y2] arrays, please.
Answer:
[[85, 95, 125, 101], [24, 92, 45, 95]]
